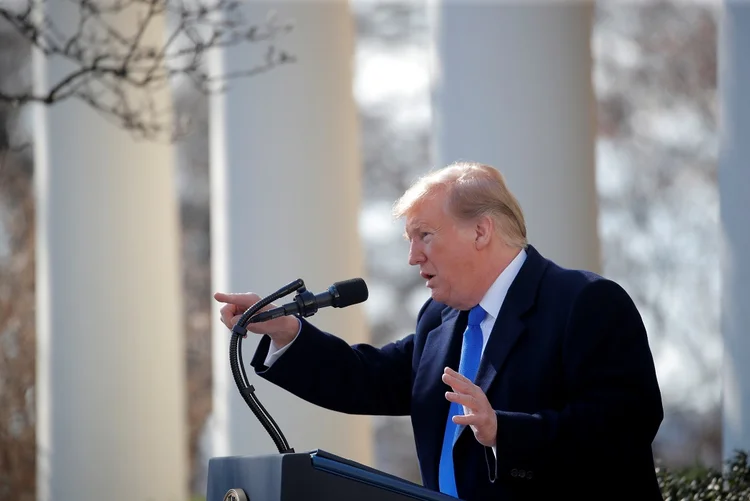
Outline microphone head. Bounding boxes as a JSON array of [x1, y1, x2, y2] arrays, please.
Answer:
[[331, 278, 369, 308]]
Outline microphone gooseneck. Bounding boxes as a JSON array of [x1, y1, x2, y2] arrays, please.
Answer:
[[228, 278, 368, 454], [229, 279, 303, 454]]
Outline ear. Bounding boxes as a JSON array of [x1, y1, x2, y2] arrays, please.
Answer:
[[474, 215, 494, 250]]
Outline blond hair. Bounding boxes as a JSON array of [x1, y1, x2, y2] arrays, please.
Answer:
[[392, 161, 527, 248]]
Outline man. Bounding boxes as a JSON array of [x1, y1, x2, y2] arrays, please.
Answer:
[[215, 162, 664, 500]]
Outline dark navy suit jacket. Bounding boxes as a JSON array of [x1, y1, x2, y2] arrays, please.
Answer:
[[251, 245, 664, 500]]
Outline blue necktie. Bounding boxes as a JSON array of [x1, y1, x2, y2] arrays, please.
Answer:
[[438, 305, 486, 497]]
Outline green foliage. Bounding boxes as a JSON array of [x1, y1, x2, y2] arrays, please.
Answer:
[[657, 450, 750, 500]]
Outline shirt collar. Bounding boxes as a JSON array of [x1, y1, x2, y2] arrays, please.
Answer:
[[479, 248, 528, 321]]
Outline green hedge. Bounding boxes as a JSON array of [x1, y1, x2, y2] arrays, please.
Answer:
[[656, 450, 750, 500]]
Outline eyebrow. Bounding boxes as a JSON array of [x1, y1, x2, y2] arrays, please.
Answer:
[[403, 224, 419, 240], [404, 222, 436, 239], [405, 222, 425, 233]]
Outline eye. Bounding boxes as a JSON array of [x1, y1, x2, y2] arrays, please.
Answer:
[[420, 231, 432, 241]]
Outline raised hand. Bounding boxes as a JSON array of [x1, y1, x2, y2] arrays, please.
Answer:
[[443, 367, 497, 447]]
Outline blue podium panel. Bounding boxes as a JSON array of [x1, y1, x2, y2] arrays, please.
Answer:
[[207, 449, 461, 501]]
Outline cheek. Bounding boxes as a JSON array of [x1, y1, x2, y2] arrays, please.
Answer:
[[448, 243, 476, 275], [430, 244, 467, 276]]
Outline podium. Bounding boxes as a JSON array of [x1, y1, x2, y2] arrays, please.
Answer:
[[207, 449, 459, 501]]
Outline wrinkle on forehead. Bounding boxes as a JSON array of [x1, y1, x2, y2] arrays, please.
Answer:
[[405, 217, 445, 237]]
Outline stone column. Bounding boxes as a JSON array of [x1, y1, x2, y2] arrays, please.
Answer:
[[33, 3, 187, 501], [207, 0, 372, 467], [719, 1, 750, 461], [431, 3, 600, 272]]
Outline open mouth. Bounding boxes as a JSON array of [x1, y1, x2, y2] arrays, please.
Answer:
[[420, 272, 435, 281]]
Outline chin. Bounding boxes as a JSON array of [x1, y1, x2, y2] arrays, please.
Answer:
[[430, 290, 468, 310], [429, 289, 449, 305]]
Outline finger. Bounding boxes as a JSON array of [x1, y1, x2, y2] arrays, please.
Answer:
[[214, 292, 256, 304], [445, 391, 478, 410], [214, 292, 235, 302], [219, 303, 240, 319], [444, 367, 473, 385], [219, 305, 244, 329], [442, 371, 476, 394], [452, 413, 478, 426]]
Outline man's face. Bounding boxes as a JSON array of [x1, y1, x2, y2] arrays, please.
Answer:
[[404, 191, 479, 310]]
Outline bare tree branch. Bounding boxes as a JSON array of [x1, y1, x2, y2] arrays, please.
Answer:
[[0, 0, 296, 141]]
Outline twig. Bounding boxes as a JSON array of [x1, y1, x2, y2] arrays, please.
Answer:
[[0, 0, 295, 141]]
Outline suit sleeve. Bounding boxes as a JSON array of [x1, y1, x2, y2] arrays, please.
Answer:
[[250, 321, 415, 417], [491, 279, 663, 481]]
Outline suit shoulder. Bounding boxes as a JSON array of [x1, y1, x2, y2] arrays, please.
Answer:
[[415, 297, 450, 331], [542, 260, 599, 291], [540, 261, 633, 307]]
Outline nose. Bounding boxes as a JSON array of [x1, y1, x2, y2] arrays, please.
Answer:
[[408, 240, 425, 266]]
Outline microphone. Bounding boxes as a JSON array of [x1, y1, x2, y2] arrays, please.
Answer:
[[247, 278, 368, 323]]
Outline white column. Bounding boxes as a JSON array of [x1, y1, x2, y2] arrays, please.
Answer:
[[719, 1, 750, 461], [33, 5, 187, 501], [208, 1, 372, 465], [431, 3, 600, 272]]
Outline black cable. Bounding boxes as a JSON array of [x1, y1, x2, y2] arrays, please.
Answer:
[[237, 336, 250, 389], [234, 334, 287, 448], [227, 279, 304, 454], [228, 332, 291, 453]]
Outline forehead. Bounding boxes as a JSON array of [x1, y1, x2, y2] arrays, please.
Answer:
[[405, 194, 451, 229]]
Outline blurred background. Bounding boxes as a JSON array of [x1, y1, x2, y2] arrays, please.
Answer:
[[1, 0, 748, 500]]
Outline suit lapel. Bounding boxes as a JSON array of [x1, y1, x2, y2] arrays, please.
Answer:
[[416, 307, 465, 393], [473, 312, 524, 395]]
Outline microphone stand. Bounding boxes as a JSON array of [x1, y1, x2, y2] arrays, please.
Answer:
[[229, 278, 308, 454]]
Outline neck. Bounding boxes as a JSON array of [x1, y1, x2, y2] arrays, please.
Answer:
[[468, 245, 521, 307]]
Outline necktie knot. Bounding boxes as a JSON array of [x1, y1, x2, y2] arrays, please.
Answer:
[[468, 304, 486, 327]]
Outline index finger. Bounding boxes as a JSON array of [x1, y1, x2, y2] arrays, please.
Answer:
[[444, 367, 473, 385], [442, 370, 476, 394], [214, 292, 244, 302]]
